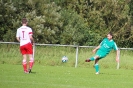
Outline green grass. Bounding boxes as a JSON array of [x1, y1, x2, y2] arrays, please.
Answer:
[[0, 43, 133, 87], [1, 43, 133, 69], [0, 64, 133, 88]]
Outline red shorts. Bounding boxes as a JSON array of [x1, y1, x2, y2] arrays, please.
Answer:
[[20, 43, 33, 55]]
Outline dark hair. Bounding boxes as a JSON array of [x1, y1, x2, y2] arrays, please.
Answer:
[[108, 32, 113, 37], [22, 18, 28, 24]]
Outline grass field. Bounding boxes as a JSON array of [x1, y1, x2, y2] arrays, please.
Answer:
[[0, 64, 133, 88], [1, 43, 133, 69], [0, 43, 133, 88]]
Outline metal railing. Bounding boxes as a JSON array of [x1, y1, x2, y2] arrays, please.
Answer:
[[0, 42, 133, 69]]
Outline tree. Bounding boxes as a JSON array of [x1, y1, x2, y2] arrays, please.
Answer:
[[0, 1, 17, 41], [1, 0, 133, 47], [25, 1, 63, 43], [60, 9, 101, 45]]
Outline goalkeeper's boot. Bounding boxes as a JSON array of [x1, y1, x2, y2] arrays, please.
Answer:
[[95, 72, 99, 75], [85, 59, 91, 62]]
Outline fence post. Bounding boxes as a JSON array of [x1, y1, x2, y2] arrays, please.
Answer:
[[117, 49, 120, 69], [33, 43, 35, 59], [75, 46, 79, 68]]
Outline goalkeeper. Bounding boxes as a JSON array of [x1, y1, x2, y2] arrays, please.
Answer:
[[85, 32, 119, 74]]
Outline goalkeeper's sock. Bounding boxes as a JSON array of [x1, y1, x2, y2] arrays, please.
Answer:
[[94, 64, 99, 73], [29, 58, 34, 69], [22, 60, 27, 72], [90, 57, 95, 61]]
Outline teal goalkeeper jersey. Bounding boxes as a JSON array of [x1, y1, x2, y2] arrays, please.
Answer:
[[99, 38, 118, 54]]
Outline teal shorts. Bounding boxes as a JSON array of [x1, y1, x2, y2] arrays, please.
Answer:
[[95, 50, 107, 59]]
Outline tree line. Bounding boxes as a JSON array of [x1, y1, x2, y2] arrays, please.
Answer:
[[0, 0, 133, 47]]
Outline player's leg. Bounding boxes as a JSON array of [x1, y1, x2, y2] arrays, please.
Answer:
[[22, 55, 28, 73], [85, 49, 101, 62], [94, 58, 100, 74], [94, 52, 106, 74], [85, 55, 98, 62], [85, 55, 100, 74], [20, 46, 28, 73], [85, 57, 94, 62], [28, 54, 34, 73], [26, 43, 34, 73]]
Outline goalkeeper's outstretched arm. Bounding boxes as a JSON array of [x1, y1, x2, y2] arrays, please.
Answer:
[[116, 49, 119, 62], [92, 45, 100, 53]]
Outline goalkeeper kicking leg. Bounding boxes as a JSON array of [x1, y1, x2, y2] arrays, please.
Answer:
[[85, 55, 101, 74]]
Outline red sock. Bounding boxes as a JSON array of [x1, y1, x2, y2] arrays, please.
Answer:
[[22, 62, 27, 71], [29, 61, 34, 69], [22, 60, 27, 71]]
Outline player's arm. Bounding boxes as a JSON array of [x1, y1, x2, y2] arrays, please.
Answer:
[[16, 37, 20, 42], [92, 38, 105, 53], [29, 35, 34, 44], [16, 29, 20, 42], [92, 39, 104, 53], [113, 42, 119, 62], [92, 45, 100, 53], [116, 49, 119, 62], [29, 28, 34, 44]]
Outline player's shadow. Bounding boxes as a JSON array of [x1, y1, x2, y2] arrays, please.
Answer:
[[99, 73, 121, 75], [30, 71, 36, 74]]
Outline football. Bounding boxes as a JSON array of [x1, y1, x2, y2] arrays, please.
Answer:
[[62, 56, 68, 63]]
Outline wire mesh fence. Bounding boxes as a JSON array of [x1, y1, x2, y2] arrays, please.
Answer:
[[0, 42, 133, 69]]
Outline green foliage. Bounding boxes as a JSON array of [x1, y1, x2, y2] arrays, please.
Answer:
[[60, 9, 85, 45], [0, 2, 17, 41], [0, 0, 133, 47], [3, 29, 16, 42], [60, 9, 102, 45], [26, 1, 63, 43], [55, 0, 132, 47], [129, 0, 133, 25]]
